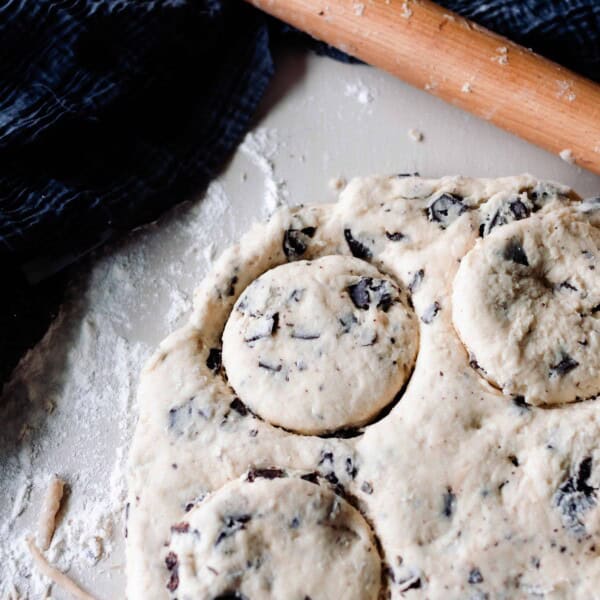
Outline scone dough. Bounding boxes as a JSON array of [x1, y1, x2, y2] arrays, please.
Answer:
[[453, 208, 600, 405], [165, 473, 381, 599], [127, 174, 600, 600], [222, 255, 418, 434]]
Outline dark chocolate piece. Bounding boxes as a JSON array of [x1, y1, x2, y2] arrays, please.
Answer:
[[512, 395, 530, 411], [300, 472, 320, 485], [227, 275, 238, 297], [385, 231, 405, 241], [318, 451, 334, 465], [244, 313, 279, 343], [398, 576, 422, 591], [347, 277, 395, 312], [246, 468, 286, 482], [283, 230, 309, 259], [427, 193, 467, 228], [345, 457, 358, 479], [206, 348, 222, 372], [168, 398, 195, 434], [421, 301, 440, 324], [468, 568, 484, 584], [339, 313, 358, 334], [503, 239, 529, 266], [484, 198, 531, 236], [509, 199, 529, 219], [361, 481, 374, 494], [166, 570, 179, 592], [165, 551, 178, 571], [290, 288, 305, 302], [549, 353, 579, 377], [215, 514, 252, 546], [442, 487, 456, 518], [344, 229, 372, 259], [171, 522, 190, 534], [554, 457, 596, 537], [290, 331, 321, 340], [258, 360, 282, 372], [559, 280, 578, 292], [408, 269, 424, 294], [229, 398, 248, 416], [283, 227, 316, 259]]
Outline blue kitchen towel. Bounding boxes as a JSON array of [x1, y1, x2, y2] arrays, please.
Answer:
[[1, 0, 599, 383]]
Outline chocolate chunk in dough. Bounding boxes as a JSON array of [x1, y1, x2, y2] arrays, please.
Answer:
[[503, 239, 529, 266], [206, 348, 222, 372], [421, 301, 441, 324], [385, 231, 405, 241], [347, 278, 394, 312], [215, 514, 252, 546], [549, 353, 579, 378], [247, 468, 287, 482], [344, 229, 373, 259], [442, 487, 456, 518], [427, 193, 467, 228], [554, 457, 597, 537], [283, 227, 316, 260], [468, 568, 484, 584]]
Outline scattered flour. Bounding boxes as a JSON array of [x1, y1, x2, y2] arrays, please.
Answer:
[[165, 287, 191, 329], [352, 2, 365, 16], [328, 176, 347, 192], [344, 80, 375, 105], [400, 0, 413, 18], [0, 167, 239, 598], [408, 128, 424, 142], [0, 309, 144, 599], [240, 128, 289, 215], [559, 149, 575, 165], [461, 82, 472, 93], [556, 80, 576, 102], [492, 46, 509, 65], [203, 241, 217, 266]]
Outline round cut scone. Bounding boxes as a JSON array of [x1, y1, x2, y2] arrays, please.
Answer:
[[222, 255, 418, 434], [164, 474, 381, 600], [453, 208, 600, 405]]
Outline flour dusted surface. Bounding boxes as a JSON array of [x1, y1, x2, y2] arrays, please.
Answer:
[[0, 175, 240, 599]]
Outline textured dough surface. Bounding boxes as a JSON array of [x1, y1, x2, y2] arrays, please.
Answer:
[[222, 255, 418, 433], [127, 174, 600, 600], [165, 474, 381, 599], [453, 209, 600, 405]]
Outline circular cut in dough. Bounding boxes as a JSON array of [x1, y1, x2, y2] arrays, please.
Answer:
[[222, 255, 418, 434], [453, 209, 600, 405], [165, 475, 382, 599]]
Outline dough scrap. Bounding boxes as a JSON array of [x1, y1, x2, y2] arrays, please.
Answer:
[[27, 538, 98, 600], [37, 474, 65, 551]]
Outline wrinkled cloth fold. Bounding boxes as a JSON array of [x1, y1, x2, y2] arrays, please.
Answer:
[[1, 0, 599, 383]]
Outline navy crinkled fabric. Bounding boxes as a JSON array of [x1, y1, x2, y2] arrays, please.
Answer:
[[1, 0, 599, 382]]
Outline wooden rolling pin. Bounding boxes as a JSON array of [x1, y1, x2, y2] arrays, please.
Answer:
[[246, 0, 600, 175]]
